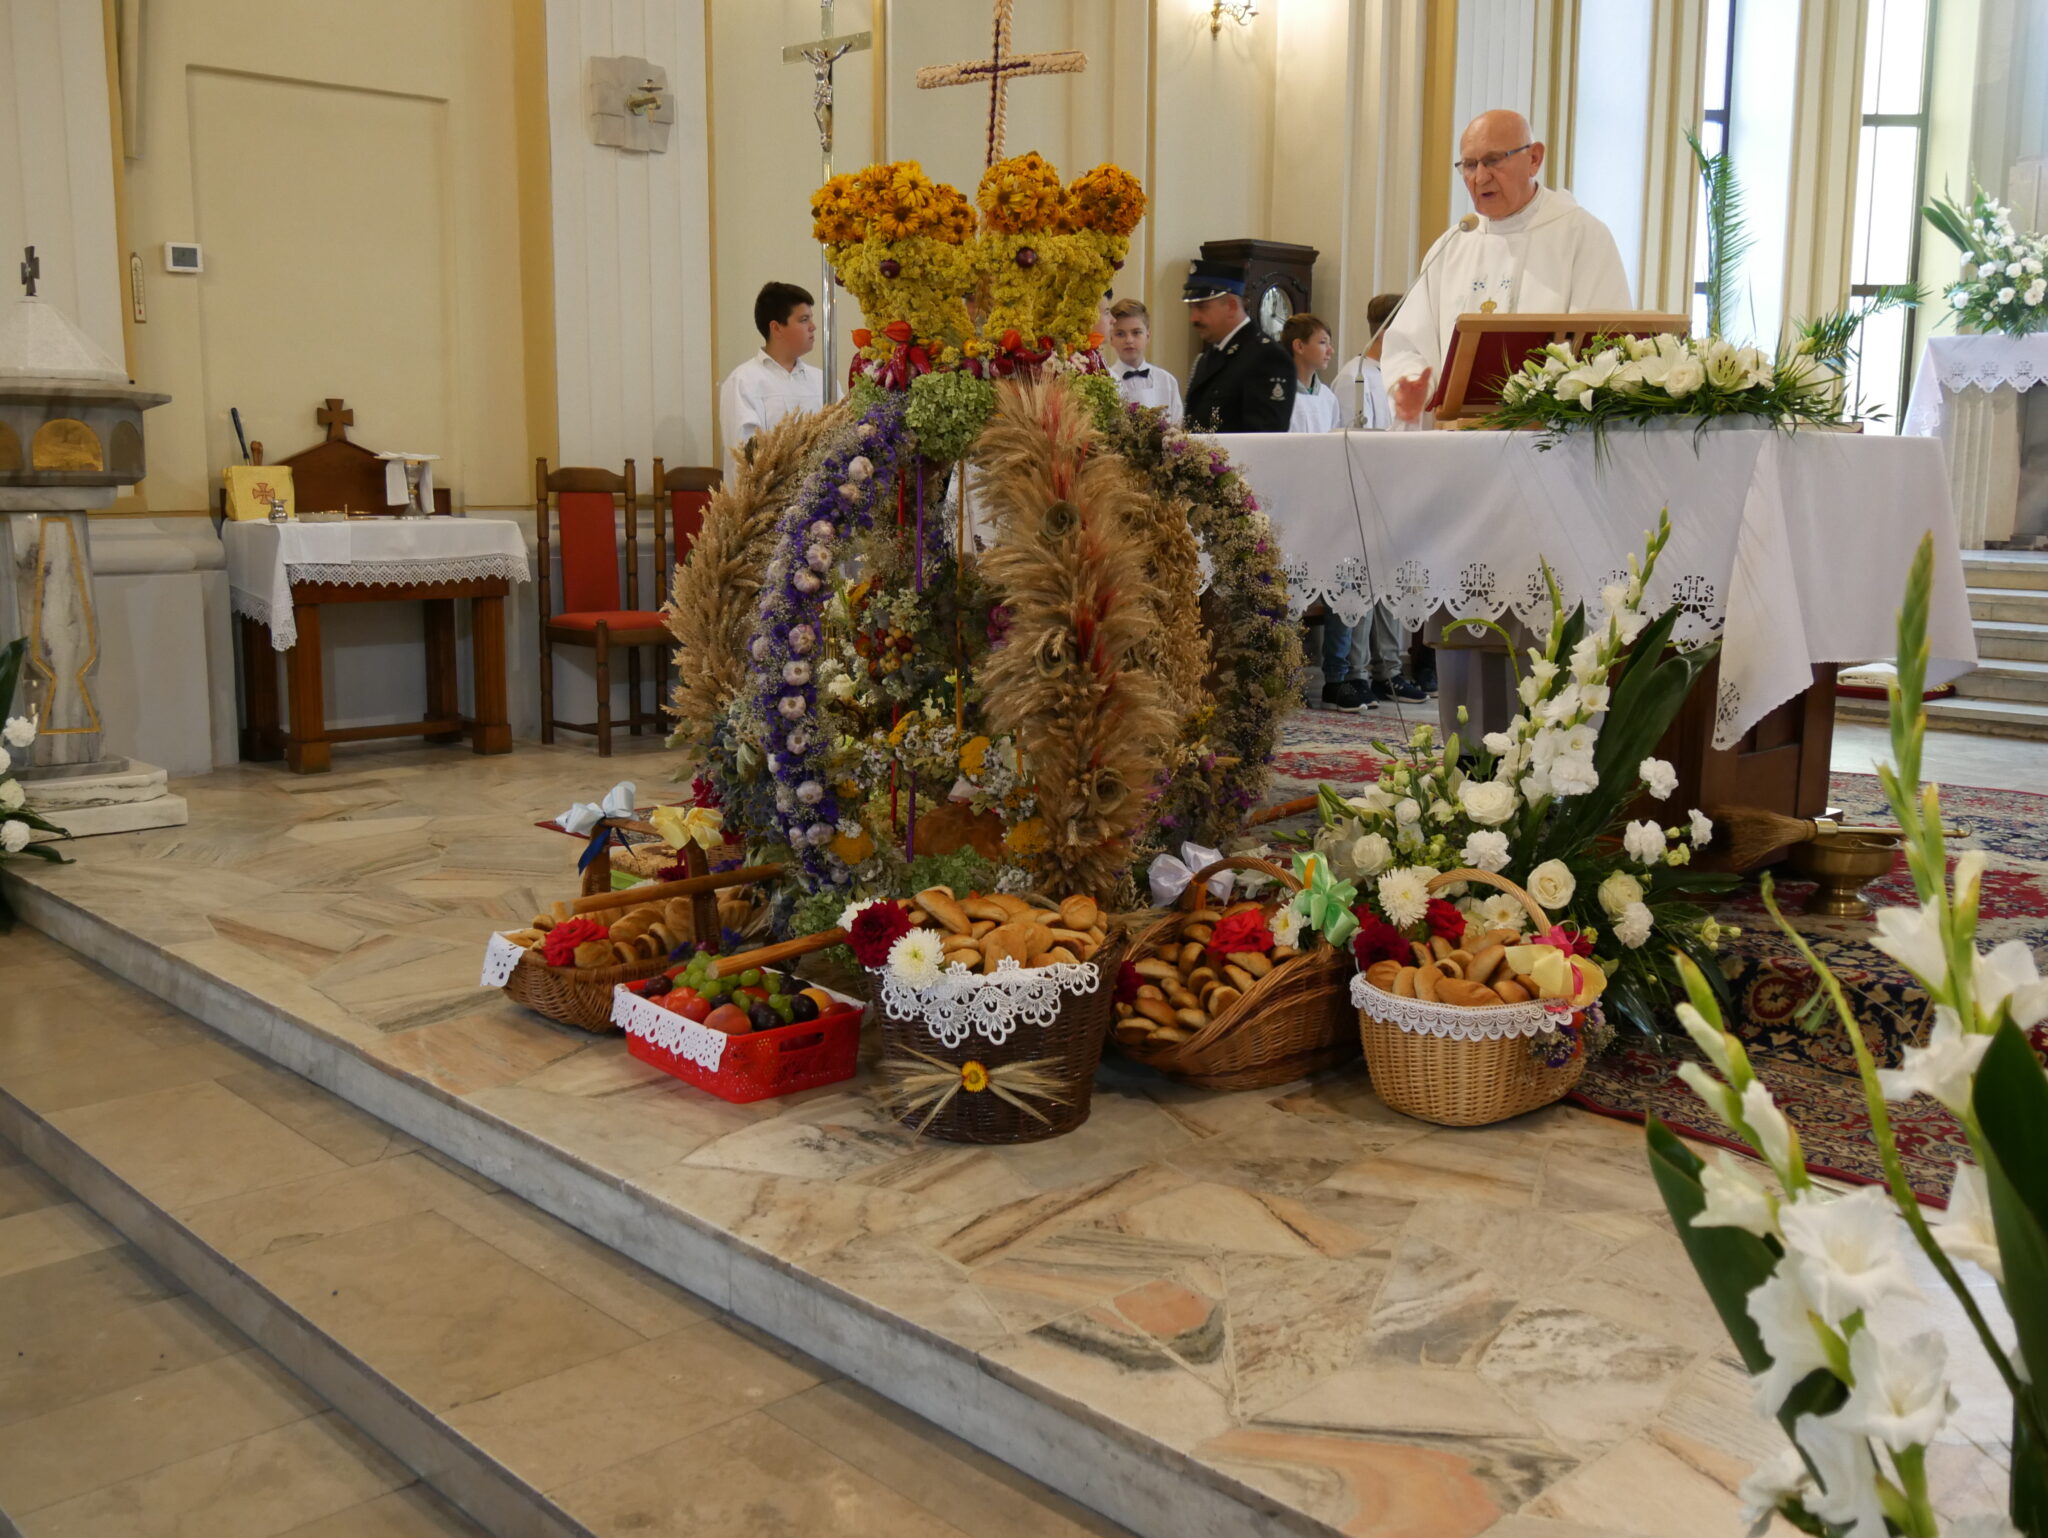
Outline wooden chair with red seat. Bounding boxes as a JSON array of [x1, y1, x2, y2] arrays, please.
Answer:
[[649, 460, 722, 587], [535, 458, 667, 756]]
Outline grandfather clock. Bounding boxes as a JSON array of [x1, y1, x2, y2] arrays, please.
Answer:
[[1200, 239, 1318, 340]]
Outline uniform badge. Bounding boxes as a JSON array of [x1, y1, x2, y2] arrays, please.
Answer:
[[1271, 381, 1286, 400]]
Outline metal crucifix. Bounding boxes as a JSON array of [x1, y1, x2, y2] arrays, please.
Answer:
[[783, 2, 872, 403], [915, 0, 1085, 168]]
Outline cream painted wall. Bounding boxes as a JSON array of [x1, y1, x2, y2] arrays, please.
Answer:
[[121, 0, 540, 513]]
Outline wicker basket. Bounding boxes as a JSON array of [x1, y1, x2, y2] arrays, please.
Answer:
[[499, 839, 748, 1035], [1115, 856, 1356, 1091], [876, 933, 1128, 1144], [1353, 868, 1590, 1126]]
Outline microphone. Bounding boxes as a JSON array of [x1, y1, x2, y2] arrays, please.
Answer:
[[1349, 214, 1480, 427]]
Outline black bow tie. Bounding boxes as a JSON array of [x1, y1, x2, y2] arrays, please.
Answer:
[[1122, 367, 1150, 380]]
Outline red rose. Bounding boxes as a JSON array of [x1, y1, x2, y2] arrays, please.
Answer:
[[848, 901, 914, 968], [542, 917, 609, 968], [1207, 908, 1274, 962], [1425, 899, 1467, 944], [1115, 960, 1142, 1004], [1351, 912, 1409, 969]]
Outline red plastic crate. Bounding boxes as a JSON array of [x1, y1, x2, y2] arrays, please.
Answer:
[[622, 995, 864, 1103]]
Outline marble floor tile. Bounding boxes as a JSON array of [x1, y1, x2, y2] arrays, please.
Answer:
[[1224, 1249, 1393, 1416], [0, 1201, 122, 1278], [766, 1378, 1132, 1537], [16, 1411, 409, 1538], [1475, 1305, 1694, 1452], [1519, 1426, 1803, 1538], [0, 1349, 322, 1514], [48, 1081, 347, 1212], [0, 1243, 183, 1323], [1103, 1179, 1389, 1259], [178, 1153, 482, 1262], [984, 1313, 1238, 1453], [0, 1292, 243, 1429], [0, 1158, 69, 1220], [1198, 1425, 1524, 1538], [808, 1230, 1014, 1348], [242, 1210, 641, 1413], [368, 1010, 586, 1096], [638, 1162, 939, 1263], [214, 1061, 417, 1167], [6, 1038, 253, 1118], [276, 1484, 489, 1538], [1360, 1237, 1519, 1369]]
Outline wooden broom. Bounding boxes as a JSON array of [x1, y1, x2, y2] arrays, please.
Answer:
[[1707, 806, 1966, 870]]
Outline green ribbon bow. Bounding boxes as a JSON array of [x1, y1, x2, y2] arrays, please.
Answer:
[[1292, 851, 1359, 951]]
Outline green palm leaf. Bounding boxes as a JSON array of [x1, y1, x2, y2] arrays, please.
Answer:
[[1688, 131, 1754, 341]]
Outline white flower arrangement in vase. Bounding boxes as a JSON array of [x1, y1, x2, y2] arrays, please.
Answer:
[[1653, 536, 2048, 1538], [1285, 512, 1738, 1042], [1924, 185, 2048, 338]]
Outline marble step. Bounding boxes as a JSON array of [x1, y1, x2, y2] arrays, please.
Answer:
[[1952, 657, 2048, 704], [1976, 620, 2048, 663], [0, 880, 1289, 1538], [0, 933, 1130, 1538], [1837, 690, 2048, 740], [1968, 586, 2048, 624], [1962, 551, 2048, 591]]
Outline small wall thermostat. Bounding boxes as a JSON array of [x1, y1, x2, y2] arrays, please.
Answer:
[[162, 242, 203, 273]]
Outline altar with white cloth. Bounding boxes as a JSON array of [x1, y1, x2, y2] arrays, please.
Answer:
[[1903, 334, 2048, 548], [1217, 426, 1977, 815]]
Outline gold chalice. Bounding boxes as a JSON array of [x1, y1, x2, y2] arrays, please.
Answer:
[[1786, 832, 1902, 919]]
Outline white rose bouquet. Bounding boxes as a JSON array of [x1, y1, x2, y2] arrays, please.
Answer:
[[1653, 537, 2048, 1538], [0, 638, 66, 924], [1923, 183, 2048, 339], [1293, 514, 1738, 1042]]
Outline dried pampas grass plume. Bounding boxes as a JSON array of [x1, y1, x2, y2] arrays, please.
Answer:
[[974, 377, 1175, 901], [668, 404, 847, 752]]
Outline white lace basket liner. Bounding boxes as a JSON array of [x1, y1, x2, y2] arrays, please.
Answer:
[[872, 958, 1104, 1050], [1349, 972, 1574, 1040], [612, 988, 732, 1071], [480, 932, 526, 988]]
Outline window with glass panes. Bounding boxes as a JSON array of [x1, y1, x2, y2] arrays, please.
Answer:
[[1692, 0, 1737, 336], [1845, 0, 1936, 431]]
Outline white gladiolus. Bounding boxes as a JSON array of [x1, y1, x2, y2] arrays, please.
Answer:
[[1823, 1328, 1954, 1452], [1460, 830, 1511, 872], [1613, 901, 1654, 948], [1746, 1268, 1835, 1414], [1737, 1448, 1811, 1538], [0, 819, 28, 853], [1973, 939, 2048, 1028], [1676, 1002, 1741, 1079], [1345, 784, 1394, 816], [1525, 859, 1576, 909], [1623, 819, 1665, 865], [1870, 896, 1949, 987], [1638, 757, 1678, 800], [1694, 1152, 1778, 1238], [1741, 1080, 1798, 1177], [1933, 1163, 2003, 1282], [1598, 870, 1645, 918], [1877, 1006, 1990, 1114], [1780, 1186, 1923, 1326], [1794, 1411, 1890, 1538]]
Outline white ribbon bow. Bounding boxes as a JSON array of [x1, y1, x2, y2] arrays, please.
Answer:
[[559, 781, 636, 837], [1147, 841, 1230, 909]]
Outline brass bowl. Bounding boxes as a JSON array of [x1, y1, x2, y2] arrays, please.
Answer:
[[1786, 833, 1901, 918]]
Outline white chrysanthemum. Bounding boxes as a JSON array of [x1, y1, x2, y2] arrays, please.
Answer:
[[1613, 901, 1653, 948], [1376, 867, 1433, 929], [1780, 1186, 1922, 1326], [1474, 893, 1529, 935], [1271, 905, 1306, 950], [885, 928, 946, 988], [1460, 830, 1510, 873], [1548, 752, 1598, 796], [0, 819, 28, 854], [1623, 819, 1665, 865], [1638, 757, 1678, 800]]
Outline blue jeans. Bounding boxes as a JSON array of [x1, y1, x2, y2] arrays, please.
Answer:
[[1320, 616, 1359, 684]]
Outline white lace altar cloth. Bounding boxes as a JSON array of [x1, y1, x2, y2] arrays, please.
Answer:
[[225, 519, 530, 649], [1216, 427, 1977, 749], [1350, 972, 1576, 1040], [612, 987, 729, 1072], [1904, 335, 2048, 438], [874, 957, 1103, 1050]]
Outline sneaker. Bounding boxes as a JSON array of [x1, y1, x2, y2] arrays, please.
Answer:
[[1414, 666, 1439, 697], [1372, 675, 1428, 704], [1320, 679, 1371, 712]]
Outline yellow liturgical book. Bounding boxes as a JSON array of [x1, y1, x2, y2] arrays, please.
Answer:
[[223, 464, 295, 521]]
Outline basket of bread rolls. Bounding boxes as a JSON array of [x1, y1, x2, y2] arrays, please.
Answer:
[[1351, 868, 1606, 1127], [491, 846, 772, 1032], [858, 886, 1127, 1144], [1112, 856, 1358, 1091]]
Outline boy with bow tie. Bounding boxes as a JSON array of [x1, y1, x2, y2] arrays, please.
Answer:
[[1107, 299, 1183, 421]]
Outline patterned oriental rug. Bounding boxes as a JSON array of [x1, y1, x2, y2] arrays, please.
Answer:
[[1263, 709, 2048, 1205]]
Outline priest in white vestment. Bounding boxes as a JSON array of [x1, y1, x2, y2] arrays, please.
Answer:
[[1383, 110, 1633, 423]]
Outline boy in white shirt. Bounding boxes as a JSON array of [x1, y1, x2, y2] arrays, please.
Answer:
[[1280, 314, 1369, 710], [717, 282, 825, 473], [1107, 299, 1183, 421], [1333, 291, 1400, 430]]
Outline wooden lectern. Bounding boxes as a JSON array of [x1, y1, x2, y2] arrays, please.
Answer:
[[1428, 311, 1691, 425]]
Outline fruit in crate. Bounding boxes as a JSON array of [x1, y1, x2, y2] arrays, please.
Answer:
[[1111, 899, 1302, 1050], [849, 888, 1112, 975], [1358, 921, 1607, 1010]]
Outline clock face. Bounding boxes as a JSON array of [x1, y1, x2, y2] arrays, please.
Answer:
[[1258, 284, 1294, 340]]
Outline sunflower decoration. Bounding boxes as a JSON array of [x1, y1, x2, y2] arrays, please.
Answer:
[[811, 172, 866, 247], [825, 161, 977, 368], [1046, 164, 1148, 350], [977, 151, 1065, 234]]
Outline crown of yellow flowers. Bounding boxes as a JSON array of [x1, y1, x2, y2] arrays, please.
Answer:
[[1067, 164, 1147, 239], [977, 152, 1066, 235]]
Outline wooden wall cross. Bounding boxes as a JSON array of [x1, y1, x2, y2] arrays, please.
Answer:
[[316, 398, 354, 442], [915, 0, 1085, 167]]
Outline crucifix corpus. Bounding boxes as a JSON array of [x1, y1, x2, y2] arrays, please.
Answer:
[[783, 2, 872, 404], [916, 0, 1086, 169]]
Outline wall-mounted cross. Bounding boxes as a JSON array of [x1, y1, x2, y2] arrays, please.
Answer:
[[915, 0, 1085, 167], [316, 397, 354, 442], [20, 246, 38, 298]]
